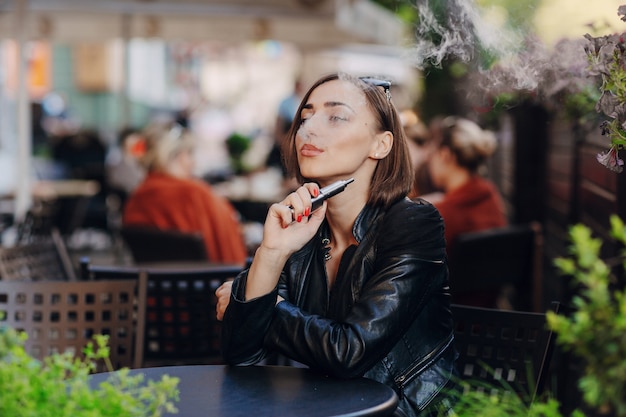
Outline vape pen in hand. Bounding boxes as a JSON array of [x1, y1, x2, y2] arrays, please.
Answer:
[[290, 178, 355, 219]]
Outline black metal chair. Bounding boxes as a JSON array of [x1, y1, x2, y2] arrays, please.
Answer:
[[451, 302, 560, 404], [447, 222, 543, 311], [80, 258, 243, 368], [0, 229, 76, 281], [120, 225, 208, 263], [0, 279, 138, 372]]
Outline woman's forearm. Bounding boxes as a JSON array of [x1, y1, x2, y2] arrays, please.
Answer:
[[244, 245, 291, 300]]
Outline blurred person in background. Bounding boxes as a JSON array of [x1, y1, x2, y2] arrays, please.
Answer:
[[265, 78, 305, 181], [51, 128, 109, 231], [400, 110, 440, 199], [105, 127, 147, 199], [123, 123, 248, 266], [426, 116, 507, 254]]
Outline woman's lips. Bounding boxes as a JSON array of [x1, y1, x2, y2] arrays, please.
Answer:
[[300, 144, 323, 157]]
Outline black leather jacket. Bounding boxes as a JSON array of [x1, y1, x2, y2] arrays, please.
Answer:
[[222, 198, 458, 416]]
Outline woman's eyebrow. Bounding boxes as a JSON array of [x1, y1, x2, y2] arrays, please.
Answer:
[[325, 101, 354, 112], [301, 101, 355, 112]]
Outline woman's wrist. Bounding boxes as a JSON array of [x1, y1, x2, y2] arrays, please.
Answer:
[[255, 244, 291, 265], [244, 245, 289, 300]]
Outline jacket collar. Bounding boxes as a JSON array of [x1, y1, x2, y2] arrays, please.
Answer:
[[318, 203, 385, 244], [352, 204, 384, 243]]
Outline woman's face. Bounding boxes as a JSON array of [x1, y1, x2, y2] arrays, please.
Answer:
[[295, 79, 381, 185]]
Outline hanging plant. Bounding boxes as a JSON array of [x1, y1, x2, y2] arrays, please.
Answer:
[[584, 5, 626, 172]]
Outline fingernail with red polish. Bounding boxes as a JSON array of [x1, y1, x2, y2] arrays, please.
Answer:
[[297, 214, 303, 222], [304, 207, 310, 217]]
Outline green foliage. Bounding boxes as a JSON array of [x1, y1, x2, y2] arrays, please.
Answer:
[[476, 0, 542, 33], [0, 327, 179, 417], [563, 87, 601, 129], [448, 215, 626, 417], [480, 91, 522, 128], [225, 132, 251, 174], [441, 364, 585, 417], [369, 0, 418, 23], [447, 388, 581, 417], [547, 216, 626, 417]]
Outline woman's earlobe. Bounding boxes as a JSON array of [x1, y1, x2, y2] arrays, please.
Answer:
[[374, 131, 393, 158]]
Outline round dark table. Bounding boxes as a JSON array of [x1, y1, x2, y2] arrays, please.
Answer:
[[90, 364, 398, 417]]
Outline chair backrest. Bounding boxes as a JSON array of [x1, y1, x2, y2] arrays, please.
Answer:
[[120, 225, 208, 263], [451, 302, 560, 403], [79, 257, 140, 281], [0, 229, 76, 281], [447, 222, 543, 311], [81, 258, 243, 368], [0, 279, 138, 372], [137, 265, 242, 367]]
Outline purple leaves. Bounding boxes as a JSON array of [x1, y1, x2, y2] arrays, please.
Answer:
[[584, 28, 626, 172]]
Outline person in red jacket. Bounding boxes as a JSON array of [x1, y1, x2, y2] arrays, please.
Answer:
[[424, 116, 507, 307], [123, 123, 248, 266], [425, 116, 507, 252]]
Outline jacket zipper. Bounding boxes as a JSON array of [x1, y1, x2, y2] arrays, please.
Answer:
[[394, 332, 454, 401]]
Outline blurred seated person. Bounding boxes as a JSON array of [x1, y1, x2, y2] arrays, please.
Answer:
[[266, 78, 304, 184], [105, 127, 147, 199], [426, 116, 507, 252], [52, 128, 107, 183], [425, 117, 507, 307], [400, 110, 440, 198], [123, 123, 248, 266], [51, 128, 109, 231]]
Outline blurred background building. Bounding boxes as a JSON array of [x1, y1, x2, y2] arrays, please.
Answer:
[[0, 0, 419, 215], [1, 0, 623, 216]]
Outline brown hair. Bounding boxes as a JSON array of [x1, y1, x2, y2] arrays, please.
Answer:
[[436, 116, 497, 174], [140, 122, 195, 173], [281, 72, 413, 209]]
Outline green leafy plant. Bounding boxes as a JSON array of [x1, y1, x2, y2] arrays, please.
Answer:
[[449, 215, 626, 417], [563, 87, 602, 131], [0, 327, 180, 417], [446, 388, 580, 417], [225, 132, 251, 174], [546, 215, 626, 417], [441, 358, 584, 417]]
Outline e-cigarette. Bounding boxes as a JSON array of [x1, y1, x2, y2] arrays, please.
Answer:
[[311, 178, 355, 211], [290, 178, 355, 218]]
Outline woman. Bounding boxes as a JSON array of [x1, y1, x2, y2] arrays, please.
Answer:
[[216, 73, 458, 417], [123, 123, 248, 265], [426, 117, 507, 308], [105, 127, 147, 198], [401, 110, 440, 199], [426, 116, 507, 255]]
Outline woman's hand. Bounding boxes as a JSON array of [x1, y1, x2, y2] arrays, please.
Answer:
[[215, 280, 233, 321], [216, 279, 285, 320], [243, 183, 327, 301], [262, 183, 327, 256]]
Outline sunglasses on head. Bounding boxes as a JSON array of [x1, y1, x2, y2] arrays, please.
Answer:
[[359, 77, 392, 102]]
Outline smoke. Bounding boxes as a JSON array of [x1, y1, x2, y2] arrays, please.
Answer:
[[408, 0, 514, 69], [404, 0, 591, 103]]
